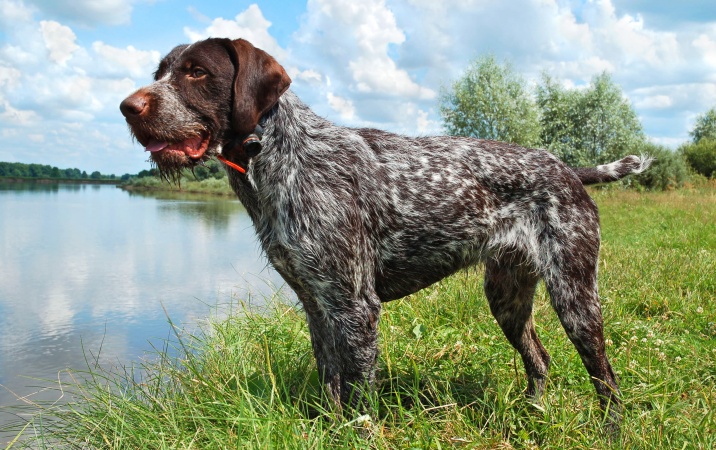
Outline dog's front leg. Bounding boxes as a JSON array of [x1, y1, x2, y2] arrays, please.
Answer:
[[301, 293, 381, 414]]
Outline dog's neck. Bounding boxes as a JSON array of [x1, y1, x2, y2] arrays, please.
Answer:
[[224, 90, 331, 222], [262, 90, 331, 149]]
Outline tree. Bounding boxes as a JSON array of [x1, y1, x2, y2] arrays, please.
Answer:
[[681, 139, 716, 178], [690, 107, 716, 143], [90, 171, 102, 179], [439, 55, 541, 147], [535, 75, 581, 165], [680, 107, 716, 178], [537, 72, 644, 166]]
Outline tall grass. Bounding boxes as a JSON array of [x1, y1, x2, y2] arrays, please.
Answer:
[[4, 189, 715, 449]]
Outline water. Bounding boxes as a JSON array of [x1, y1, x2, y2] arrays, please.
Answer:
[[0, 181, 287, 437]]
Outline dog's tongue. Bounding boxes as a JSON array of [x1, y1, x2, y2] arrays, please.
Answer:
[[146, 140, 169, 153], [145, 137, 206, 158]]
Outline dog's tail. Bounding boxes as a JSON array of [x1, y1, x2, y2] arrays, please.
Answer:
[[572, 155, 653, 185]]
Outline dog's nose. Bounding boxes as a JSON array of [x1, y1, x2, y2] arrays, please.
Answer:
[[120, 93, 148, 118]]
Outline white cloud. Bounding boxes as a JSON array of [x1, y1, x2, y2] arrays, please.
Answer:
[[631, 83, 716, 112], [91, 42, 161, 79], [299, 0, 434, 99], [415, 109, 439, 135], [40, 20, 78, 65], [693, 33, 716, 68], [184, 4, 287, 61], [0, 100, 40, 124], [635, 94, 673, 109], [290, 68, 322, 84], [327, 92, 355, 120], [0, 65, 21, 90], [0, 0, 34, 24]]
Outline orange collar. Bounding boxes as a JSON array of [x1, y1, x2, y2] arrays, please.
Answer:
[[216, 153, 246, 174]]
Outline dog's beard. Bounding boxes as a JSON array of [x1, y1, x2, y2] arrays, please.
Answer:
[[150, 150, 195, 184]]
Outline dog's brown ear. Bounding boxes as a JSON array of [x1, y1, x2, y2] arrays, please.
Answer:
[[223, 39, 291, 136]]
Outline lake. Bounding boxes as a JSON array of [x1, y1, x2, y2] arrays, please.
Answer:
[[0, 180, 287, 439]]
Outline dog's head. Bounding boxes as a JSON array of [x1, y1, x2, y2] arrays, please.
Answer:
[[119, 38, 291, 180]]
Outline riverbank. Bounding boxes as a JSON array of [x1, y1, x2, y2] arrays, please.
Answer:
[[119, 176, 235, 196], [0, 176, 119, 184], [4, 189, 715, 448]]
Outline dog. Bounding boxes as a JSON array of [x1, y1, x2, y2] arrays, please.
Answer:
[[120, 37, 651, 431]]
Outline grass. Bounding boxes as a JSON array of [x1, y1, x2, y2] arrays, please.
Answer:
[[3, 188, 715, 449], [121, 176, 235, 196]]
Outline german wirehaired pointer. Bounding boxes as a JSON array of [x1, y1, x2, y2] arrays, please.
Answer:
[[120, 38, 651, 431]]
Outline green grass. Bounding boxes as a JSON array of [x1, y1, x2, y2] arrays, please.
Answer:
[[4, 189, 715, 449], [121, 176, 235, 196]]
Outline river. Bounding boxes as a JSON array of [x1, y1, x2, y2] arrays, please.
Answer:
[[0, 180, 287, 439]]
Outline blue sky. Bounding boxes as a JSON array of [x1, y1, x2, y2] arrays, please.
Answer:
[[1, 0, 716, 175]]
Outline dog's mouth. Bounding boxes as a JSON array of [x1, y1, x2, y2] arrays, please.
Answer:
[[144, 134, 210, 160], [138, 133, 213, 182]]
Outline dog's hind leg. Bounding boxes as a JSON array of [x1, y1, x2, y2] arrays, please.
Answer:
[[542, 238, 622, 432], [484, 254, 551, 400]]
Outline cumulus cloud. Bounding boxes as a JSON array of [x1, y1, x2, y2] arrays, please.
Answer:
[[91, 42, 161, 79], [40, 20, 78, 65], [0, 0, 34, 25], [184, 4, 287, 61], [635, 94, 673, 109], [693, 33, 716, 69], [290, 68, 322, 84], [296, 0, 434, 100], [326, 92, 355, 120], [0, 100, 40, 125], [0, 65, 21, 90]]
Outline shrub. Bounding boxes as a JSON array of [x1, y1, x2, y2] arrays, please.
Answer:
[[681, 139, 716, 178], [633, 143, 690, 190]]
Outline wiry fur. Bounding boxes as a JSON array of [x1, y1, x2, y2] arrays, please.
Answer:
[[121, 38, 652, 433]]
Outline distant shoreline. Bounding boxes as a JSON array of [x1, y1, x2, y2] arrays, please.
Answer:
[[0, 176, 119, 185]]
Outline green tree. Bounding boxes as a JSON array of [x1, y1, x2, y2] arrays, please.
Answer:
[[535, 74, 581, 165], [137, 169, 155, 178], [690, 107, 716, 143], [439, 55, 541, 146], [90, 171, 102, 179], [537, 72, 644, 166], [681, 139, 716, 178]]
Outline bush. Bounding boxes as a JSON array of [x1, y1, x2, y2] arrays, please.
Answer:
[[681, 139, 716, 178], [633, 143, 690, 190]]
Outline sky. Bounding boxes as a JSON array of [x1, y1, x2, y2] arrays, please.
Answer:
[[1, 0, 715, 175]]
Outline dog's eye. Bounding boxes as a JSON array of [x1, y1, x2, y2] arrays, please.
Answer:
[[190, 67, 208, 79]]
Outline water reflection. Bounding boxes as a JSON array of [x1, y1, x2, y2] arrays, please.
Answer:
[[0, 181, 288, 441]]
